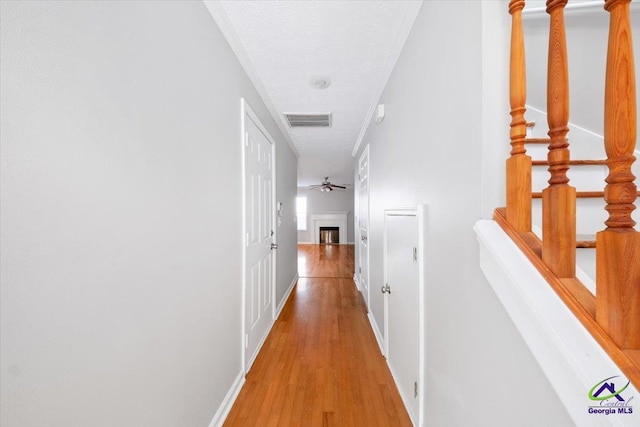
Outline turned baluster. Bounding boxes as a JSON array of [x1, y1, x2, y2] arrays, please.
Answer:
[[507, 0, 533, 232], [542, 0, 576, 278], [597, 0, 640, 349]]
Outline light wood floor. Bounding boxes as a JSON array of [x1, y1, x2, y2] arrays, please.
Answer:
[[223, 244, 412, 426], [297, 244, 355, 278]]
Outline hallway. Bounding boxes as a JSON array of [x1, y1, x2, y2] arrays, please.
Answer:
[[223, 244, 412, 426]]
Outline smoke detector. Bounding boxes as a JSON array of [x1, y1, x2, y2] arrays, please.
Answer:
[[310, 77, 331, 89]]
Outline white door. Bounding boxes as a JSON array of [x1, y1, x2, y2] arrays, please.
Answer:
[[358, 146, 370, 307], [384, 212, 420, 424], [243, 102, 275, 373]]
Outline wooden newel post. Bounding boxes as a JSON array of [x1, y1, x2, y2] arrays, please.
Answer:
[[597, 0, 640, 349], [507, 0, 533, 232], [543, 0, 576, 278]]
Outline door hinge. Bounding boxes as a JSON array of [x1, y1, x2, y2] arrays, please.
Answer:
[[414, 381, 418, 398], [245, 334, 249, 349], [413, 247, 417, 262], [359, 266, 361, 274]]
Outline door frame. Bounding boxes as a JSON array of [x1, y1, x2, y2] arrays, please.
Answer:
[[240, 98, 277, 374], [354, 161, 360, 291], [382, 206, 426, 426], [357, 144, 370, 308]]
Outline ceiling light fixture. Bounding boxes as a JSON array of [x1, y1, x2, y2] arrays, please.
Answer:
[[310, 77, 331, 90]]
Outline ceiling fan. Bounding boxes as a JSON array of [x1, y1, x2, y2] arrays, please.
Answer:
[[309, 177, 347, 192]]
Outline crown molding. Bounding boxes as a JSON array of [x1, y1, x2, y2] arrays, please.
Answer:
[[351, 1, 423, 158], [203, 1, 300, 159]]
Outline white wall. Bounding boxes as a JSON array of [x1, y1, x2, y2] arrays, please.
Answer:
[[355, 1, 574, 425], [297, 188, 355, 244], [0, 2, 297, 426], [275, 147, 299, 304]]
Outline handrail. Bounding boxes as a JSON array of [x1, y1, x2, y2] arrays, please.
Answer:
[[542, 0, 576, 278], [597, 0, 640, 350], [506, 0, 533, 232]]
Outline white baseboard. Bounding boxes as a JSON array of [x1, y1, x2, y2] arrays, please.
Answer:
[[367, 312, 385, 355], [353, 274, 360, 292], [245, 317, 274, 373], [276, 274, 298, 318], [525, 105, 606, 159], [207, 370, 245, 427], [297, 241, 313, 244], [525, 105, 640, 161]]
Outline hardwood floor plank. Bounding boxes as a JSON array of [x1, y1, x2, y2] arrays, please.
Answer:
[[223, 244, 411, 426], [297, 244, 354, 278]]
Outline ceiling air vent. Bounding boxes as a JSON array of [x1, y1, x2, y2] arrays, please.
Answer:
[[284, 113, 332, 128]]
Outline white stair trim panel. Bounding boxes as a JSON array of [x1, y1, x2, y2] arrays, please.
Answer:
[[474, 220, 639, 427]]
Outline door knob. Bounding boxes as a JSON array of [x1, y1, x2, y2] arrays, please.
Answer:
[[381, 284, 391, 294], [271, 243, 278, 250]]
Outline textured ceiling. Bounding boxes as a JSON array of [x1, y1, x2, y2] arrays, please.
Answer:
[[205, 1, 422, 187]]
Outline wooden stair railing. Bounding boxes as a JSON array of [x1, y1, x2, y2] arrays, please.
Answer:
[[543, 0, 576, 278], [576, 235, 596, 248], [498, 0, 640, 388], [507, 0, 532, 232], [597, 0, 640, 350], [526, 137, 552, 143], [532, 159, 607, 166], [532, 190, 640, 198]]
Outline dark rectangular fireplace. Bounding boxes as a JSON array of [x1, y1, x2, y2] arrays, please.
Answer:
[[319, 227, 339, 244]]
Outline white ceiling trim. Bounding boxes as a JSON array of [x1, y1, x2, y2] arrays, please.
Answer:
[[203, 0, 300, 159], [350, 1, 423, 158]]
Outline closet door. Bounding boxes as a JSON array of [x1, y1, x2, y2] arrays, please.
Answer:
[[384, 212, 419, 423]]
